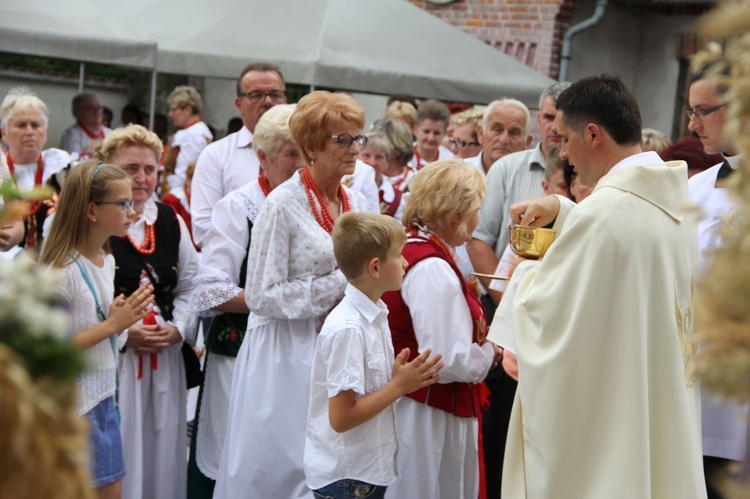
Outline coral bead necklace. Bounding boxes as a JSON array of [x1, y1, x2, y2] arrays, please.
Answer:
[[126, 222, 156, 255], [301, 166, 350, 234], [258, 171, 273, 197]]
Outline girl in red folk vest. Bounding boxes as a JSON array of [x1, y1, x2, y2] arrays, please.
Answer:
[[382, 159, 503, 499]]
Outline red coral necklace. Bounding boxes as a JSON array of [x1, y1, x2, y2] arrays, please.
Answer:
[[301, 166, 350, 234], [258, 171, 273, 197], [126, 222, 156, 255]]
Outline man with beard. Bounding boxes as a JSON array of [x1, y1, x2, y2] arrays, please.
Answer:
[[190, 63, 287, 246]]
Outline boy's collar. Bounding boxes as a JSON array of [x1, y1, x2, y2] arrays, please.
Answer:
[[344, 283, 387, 324]]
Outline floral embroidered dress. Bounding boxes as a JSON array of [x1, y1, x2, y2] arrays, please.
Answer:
[[214, 170, 369, 499]]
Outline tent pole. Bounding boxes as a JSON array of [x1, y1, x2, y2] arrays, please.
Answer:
[[148, 69, 157, 131], [78, 63, 85, 92]]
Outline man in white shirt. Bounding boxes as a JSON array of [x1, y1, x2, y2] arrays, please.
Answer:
[[464, 98, 532, 175], [191, 63, 287, 246], [686, 59, 748, 499], [59, 92, 111, 156]]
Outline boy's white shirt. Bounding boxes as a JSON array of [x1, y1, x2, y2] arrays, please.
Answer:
[[304, 283, 398, 490]]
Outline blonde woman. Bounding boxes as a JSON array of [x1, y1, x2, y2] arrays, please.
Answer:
[[98, 125, 201, 499], [382, 159, 501, 499], [165, 85, 213, 190]]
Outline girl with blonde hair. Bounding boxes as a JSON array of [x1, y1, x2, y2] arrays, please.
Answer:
[[382, 159, 502, 499], [41, 161, 153, 499]]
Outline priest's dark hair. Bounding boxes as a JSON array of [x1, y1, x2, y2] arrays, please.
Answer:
[[556, 74, 642, 147]]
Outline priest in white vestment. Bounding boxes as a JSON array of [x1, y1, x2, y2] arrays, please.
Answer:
[[500, 75, 706, 499]]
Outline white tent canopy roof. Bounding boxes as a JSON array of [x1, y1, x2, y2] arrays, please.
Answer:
[[1, 0, 158, 69], [118, 0, 554, 106]]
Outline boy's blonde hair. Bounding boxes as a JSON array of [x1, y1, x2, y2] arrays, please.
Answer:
[[333, 212, 406, 280]]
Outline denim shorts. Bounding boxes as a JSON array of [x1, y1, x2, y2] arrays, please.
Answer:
[[313, 479, 386, 499], [87, 396, 126, 487]]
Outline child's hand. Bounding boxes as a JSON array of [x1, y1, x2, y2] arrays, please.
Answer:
[[391, 347, 443, 396], [108, 285, 154, 332]]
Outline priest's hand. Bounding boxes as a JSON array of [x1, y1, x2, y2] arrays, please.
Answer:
[[502, 350, 519, 382], [510, 194, 561, 227]]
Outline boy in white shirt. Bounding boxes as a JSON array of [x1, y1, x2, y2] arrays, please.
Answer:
[[304, 212, 443, 499]]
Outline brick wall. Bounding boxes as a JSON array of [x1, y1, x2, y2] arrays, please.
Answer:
[[407, 0, 574, 80]]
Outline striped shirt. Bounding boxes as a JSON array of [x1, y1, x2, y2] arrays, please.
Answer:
[[473, 144, 546, 258]]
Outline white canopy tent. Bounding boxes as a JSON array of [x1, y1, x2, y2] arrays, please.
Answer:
[[1, 0, 159, 125], [113, 0, 554, 107]]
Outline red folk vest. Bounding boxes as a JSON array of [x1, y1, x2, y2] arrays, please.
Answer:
[[382, 237, 488, 418]]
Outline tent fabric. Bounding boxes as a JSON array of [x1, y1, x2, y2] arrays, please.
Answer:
[[1, 0, 157, 69], [116, 0, 554, 106]]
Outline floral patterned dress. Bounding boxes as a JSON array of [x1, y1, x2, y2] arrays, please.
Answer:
[[213, 171, 369, 499]]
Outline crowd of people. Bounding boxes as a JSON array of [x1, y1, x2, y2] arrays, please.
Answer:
[[0, 55, 746, 499]]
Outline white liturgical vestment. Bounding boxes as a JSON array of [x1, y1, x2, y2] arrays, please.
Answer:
[[502, 153, 706, 499]]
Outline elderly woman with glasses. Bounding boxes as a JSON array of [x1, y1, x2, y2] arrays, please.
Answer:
[[214, 91, 370, 499], [97, 124, 201, 499]]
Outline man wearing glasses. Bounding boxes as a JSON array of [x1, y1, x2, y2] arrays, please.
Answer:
[[191, 63, 287, 246], [60, 92, 111, 157], [687, 58, 748, 499]]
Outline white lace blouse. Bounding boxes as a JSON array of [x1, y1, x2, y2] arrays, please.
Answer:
[[189, 181, 265, 317], [56, 252, 117, 415]]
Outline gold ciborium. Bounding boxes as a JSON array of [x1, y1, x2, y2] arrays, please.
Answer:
[[508, 225, 556, 260]]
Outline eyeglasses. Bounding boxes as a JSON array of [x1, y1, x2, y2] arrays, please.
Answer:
[[96, 200, 135, 212], [237, 90, 287, 104], [686, 103, 726, 120], [329, 134, 368, 149], [449, 138, 480, 149]]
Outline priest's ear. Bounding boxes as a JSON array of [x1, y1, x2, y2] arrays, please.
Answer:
[[584, 122, 604, 148]]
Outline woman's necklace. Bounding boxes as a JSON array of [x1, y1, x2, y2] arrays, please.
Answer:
[[258, 171, 273, 197], [408, 225, 455, 265], [126, 222, 156, 255], [301, 166, 351, 234], [391, 167, 411, 191]]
